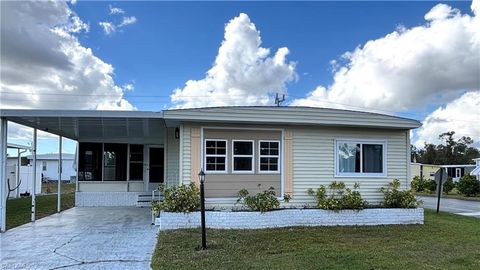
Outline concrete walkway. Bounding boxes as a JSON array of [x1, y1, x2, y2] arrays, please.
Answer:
[[418, 196, 480, 218], [0, 207, 159, 270]]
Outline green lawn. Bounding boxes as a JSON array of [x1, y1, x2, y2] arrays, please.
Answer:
[[41, 182, 76, 194], [6, 193, 75, 230], [152, 210, 480, 270]]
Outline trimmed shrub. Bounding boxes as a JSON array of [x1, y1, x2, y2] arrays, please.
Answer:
[[442, 177, 456, 194], [381, 179, 419, 208], [411, 176, 437, 193], [155, 183, 200, 213], [457, 175, 480, 196], [307, 181, 366, 210], [237, 186, 280, 213]]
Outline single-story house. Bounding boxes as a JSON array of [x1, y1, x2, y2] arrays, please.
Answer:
[[0, 106, 421, 209], [441, 165, 475, 182], [471, 158, 480, 180], [410, 163, 441, 181], [6, 153, 75, 198]]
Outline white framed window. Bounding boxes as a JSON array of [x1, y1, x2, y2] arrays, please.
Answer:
[[204, 139, 227, 173], [232, 140, 254, 173], [335, 139, 386, 177], [258, 140, 280, 173], [42, 161, 47, 171]]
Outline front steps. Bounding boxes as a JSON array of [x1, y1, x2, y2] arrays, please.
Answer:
[[136, 192, 163, 208]]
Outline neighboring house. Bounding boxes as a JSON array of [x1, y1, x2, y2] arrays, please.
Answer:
[[410, 163, 441, 181], [0, 107, 421, 207], [6, 153, 75, 198], [471, 158, 480, 180], [410, 163, 476, 183], [441, 165, 475, 182]]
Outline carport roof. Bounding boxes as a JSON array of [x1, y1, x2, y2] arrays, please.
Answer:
[[0, 109, 164, 141]]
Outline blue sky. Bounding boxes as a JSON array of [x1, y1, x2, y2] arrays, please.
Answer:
[[73, 0, 471, 112], [3, 0, 478, 155]]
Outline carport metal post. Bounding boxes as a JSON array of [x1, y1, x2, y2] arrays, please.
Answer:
[[57, 136, 62, 213], [32, 128, 37, 222], [0, 117, 7, 232]]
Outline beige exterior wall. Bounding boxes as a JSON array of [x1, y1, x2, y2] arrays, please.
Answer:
[[179, 123, 411, 205], [202, 128, 282, 198], [291, 126, 409, 205]]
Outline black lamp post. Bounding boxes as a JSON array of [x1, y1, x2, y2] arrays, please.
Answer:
[[198, 169, 207, 249]]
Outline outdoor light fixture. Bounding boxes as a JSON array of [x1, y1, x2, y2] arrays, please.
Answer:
[[175, 127, 180, 139], [198, 169, 207, 249]]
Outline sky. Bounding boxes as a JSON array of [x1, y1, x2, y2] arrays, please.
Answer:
[[1, 0, 479, 156]]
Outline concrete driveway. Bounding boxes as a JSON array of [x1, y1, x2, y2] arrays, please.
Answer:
[[0, 207, 159, 270], [419, 196, 480, 218]]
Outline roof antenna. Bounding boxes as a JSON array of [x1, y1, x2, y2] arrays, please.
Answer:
[[274, 93, 285, 107]]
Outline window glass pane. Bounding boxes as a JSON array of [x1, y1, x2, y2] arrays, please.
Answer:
[[234, 157, 252, 171], [103, 143, 127, 181], [234, 141, 252, 155], [338, 143, 360, 173], [362, 144, 383, 173], [78, 143, 102, 181], [205, 155, 225, 172], [260, 142, 269, 155]]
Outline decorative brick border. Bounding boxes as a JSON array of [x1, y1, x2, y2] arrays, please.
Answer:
[[156, 208, 424, 230]]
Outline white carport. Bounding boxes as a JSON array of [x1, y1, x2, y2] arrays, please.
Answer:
[[0, 109, 166, 232]]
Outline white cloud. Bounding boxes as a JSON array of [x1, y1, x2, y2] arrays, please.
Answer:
[[109, 5, 125, 15], [99, 6, 136, 35], [122, 83, 134, 91], [119, 16, 137, 27], [292, 2, 479, 112], [415, 91, 480, 147], [99, 21, 115, 35], [0, 1, 134, 110], [170, 13, 297, 108]]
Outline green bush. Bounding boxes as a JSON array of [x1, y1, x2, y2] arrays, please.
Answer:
[[381, 179, 419, 208], [156, 183, 200, 213], [411, 176, 437, 193], [442, 177, 456, 194], [307, 181, 366, 210], [457, 175, 480, 196], [237, 186, 280, 213]]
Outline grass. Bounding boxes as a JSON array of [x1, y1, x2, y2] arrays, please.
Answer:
[[6, 193, 75, 230], [41, 182, 76, 194], [152, 210, 480, 270]]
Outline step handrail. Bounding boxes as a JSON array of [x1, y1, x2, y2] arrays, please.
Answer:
[[151, 186, 163, 225]]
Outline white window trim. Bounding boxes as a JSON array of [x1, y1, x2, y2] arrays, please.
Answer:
[[334, 139, 387, 178], [204, 139, 228, 174], [258, 140, 281, 174], [232, 140, 255, 174]]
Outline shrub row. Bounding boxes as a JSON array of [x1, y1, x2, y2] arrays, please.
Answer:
[[411, 175, 480, 197], [154, 179, 421, 213]]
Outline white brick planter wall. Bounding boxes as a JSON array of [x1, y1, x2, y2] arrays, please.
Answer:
[[156, 208, 424, 230]]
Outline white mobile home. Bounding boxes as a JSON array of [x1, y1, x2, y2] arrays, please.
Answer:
[[0, 107, 421, 208], [6, 154, 75, 198]]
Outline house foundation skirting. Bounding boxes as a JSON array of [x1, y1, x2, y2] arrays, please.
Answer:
[[156, 208, 424, 230], [75, 192, 142, 206]]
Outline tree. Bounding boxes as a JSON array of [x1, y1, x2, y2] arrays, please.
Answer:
[[414, 131, 479, 165]]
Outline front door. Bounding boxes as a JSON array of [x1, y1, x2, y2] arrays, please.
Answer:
[[147, 146, 164, 191]]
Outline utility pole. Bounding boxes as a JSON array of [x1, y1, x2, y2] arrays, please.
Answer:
[[274, 93, 285, 107]]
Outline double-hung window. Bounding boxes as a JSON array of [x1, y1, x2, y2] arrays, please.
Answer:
[[335, 140, 386, 177], [259, 141, 280, 173], [232, 140, 254, 173], [205, 140, 227, 173]]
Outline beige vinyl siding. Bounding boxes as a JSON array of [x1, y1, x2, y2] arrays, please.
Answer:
[[181, 124, 192, 185], [165, 127, 179, 186], [292, 126, 408, 205]]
